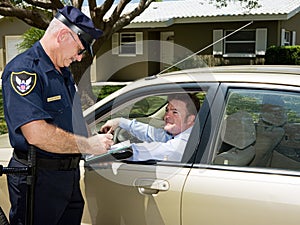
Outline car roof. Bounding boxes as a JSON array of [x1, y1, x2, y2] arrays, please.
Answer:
[[157, 65, 300, 84], [84, 65, 300, 116]]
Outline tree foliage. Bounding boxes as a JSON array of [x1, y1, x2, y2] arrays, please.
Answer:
[[17, 27, 44, 51]]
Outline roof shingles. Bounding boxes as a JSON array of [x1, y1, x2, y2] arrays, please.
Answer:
[[128, 0, 300, 23]]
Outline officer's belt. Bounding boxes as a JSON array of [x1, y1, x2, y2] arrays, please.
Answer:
[[13, 150, 80, 171]]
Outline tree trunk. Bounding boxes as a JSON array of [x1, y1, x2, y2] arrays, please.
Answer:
[[71, 56, 97, 110]]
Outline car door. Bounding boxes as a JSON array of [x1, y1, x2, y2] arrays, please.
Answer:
[[182, 83, 300, 225], [82, 82, 218, 225]]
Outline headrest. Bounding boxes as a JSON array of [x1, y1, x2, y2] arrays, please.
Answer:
[[221, 111, 256, 149], [260, 104, 287, 126]]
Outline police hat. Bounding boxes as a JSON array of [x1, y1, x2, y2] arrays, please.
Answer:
[[55, 6, 103, 56]]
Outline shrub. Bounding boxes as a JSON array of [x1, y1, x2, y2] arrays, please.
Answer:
[[265, 45, 300, 65]]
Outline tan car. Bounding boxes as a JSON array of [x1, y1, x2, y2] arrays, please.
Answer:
[[2, 65, 300, 225]]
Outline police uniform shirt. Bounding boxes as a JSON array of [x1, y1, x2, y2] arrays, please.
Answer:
[[1, 41, 88, 156]]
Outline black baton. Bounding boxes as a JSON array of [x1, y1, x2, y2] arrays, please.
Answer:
[[26, 145, 36, 225]]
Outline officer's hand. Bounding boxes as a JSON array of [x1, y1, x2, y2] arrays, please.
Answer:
[[100, 118, 121, 134], [88, 133, 114, 155]]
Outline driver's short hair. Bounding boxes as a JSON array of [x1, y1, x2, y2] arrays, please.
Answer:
[[167, 93, 200, 116]]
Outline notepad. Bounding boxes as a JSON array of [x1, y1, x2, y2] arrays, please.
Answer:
[[84, 140, 131, 162]]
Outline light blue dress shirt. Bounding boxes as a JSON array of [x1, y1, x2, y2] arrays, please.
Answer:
[[119, 118, 192, 161]]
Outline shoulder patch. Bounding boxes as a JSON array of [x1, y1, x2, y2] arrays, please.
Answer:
[[10, 71, 37, 96]]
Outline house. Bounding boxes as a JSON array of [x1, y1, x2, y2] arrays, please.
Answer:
[[1, 0, 300, 82], [0, 16, 31, 72], [98, 0, 300, 81]]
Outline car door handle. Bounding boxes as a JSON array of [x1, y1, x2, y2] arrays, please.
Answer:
[[134, 178, 169, 195]]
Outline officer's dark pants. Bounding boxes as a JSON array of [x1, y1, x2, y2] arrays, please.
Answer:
[[7, 157, 84, 225]]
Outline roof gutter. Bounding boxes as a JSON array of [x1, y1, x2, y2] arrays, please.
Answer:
[[125, 14, 290, 29]]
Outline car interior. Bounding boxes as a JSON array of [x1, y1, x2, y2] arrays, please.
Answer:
[[88, 91, 206, 163], [213, 89, 300, 171], [213, 111, 256, 166]]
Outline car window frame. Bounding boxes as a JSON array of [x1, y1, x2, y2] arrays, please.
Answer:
[[194, 82, 300, 176], [85, 82, 219, 166]]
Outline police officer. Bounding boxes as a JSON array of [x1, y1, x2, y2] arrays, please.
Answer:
[[1, 6, 113, 225]]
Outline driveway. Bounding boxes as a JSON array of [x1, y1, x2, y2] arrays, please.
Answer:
[[0, 133, 12, 220]]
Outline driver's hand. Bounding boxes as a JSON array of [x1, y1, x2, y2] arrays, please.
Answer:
[[100, 118, 121, 133]]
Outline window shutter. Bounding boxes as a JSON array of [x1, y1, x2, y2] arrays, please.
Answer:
[[136, 32, 143, 55], [213, 30, 223, 55], [281, 29, 286, 46], [292, 31, 296, 46], [255, 28, 267, 55], [112, 33, 119, 55]]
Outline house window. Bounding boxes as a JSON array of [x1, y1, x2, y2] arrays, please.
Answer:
[[283, 31, 291, 46], [213, 28, 267, 57], [120, 33, 136, 54], [224, 30, 255, 54], [281, 29, 296, 46], [112, 32, 143, 56], [5, 35, 23, 64]]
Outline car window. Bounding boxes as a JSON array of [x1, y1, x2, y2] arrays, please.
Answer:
[[116, 96, 168, 118], [213, 88, 300, 171], [90, 91, 206, 163]]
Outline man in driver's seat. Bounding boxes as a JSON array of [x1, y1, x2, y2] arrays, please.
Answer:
[[100, 93, 200, 161]]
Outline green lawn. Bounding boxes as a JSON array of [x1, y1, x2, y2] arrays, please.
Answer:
[[0, 89, 8, 135]]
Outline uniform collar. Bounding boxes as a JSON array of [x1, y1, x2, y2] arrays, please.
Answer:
[[34, 41, 69, 75]]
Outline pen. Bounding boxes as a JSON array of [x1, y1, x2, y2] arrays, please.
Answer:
[[107, 127, 113, 134]]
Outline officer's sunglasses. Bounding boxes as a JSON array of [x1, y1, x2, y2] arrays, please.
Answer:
[[69, 32, 86, 55]]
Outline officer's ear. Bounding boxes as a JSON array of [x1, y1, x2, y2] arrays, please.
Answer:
[[57, 29, 69, 44]]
